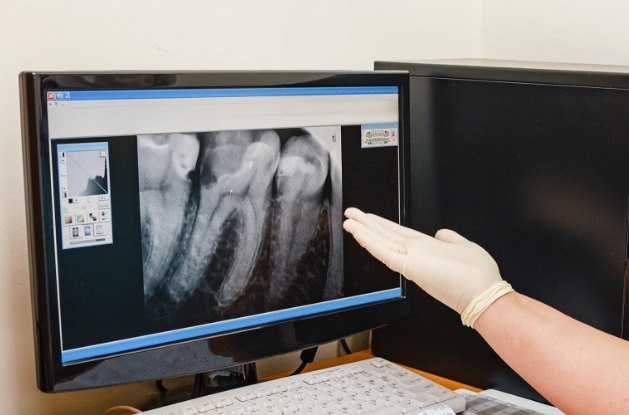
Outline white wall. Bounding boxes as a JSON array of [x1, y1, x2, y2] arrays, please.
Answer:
[[480, 0, 629, 65], [0, 1, 479, 413]]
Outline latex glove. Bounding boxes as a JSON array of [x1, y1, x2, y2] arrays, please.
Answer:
[[343, 207, 513, 327]]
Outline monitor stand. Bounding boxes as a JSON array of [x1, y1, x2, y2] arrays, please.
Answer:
[[143, 363, 258, 410], [192, 362, 258, 397]]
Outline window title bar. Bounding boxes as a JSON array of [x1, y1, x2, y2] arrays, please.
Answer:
[[47, 86, 399, 101]]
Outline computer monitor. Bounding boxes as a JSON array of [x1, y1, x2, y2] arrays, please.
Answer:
[[372, 59, 629, 402], [20, 70, 411, 394]]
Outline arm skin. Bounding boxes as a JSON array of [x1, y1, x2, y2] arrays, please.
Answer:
[[475, 292, 629, 414]]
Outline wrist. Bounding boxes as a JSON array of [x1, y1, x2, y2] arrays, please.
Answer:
[[460, 280, 514, 328]]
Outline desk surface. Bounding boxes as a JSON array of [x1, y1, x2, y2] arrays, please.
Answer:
[[269, 349, 482, 393]]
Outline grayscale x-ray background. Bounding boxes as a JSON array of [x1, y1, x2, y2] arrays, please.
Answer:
[[137, 127, 343, 327]]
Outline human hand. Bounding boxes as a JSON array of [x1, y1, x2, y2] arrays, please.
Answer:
[[343, 208, 513, 327]]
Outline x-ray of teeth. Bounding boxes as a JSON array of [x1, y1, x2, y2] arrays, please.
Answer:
[[139, 127, 343, 325]]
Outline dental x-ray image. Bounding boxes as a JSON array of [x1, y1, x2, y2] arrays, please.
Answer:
[[138, 127, 343, 327]]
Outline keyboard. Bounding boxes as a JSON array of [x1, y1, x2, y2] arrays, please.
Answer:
[[457, 391, 563, 415], [141, 357, 466, 414]]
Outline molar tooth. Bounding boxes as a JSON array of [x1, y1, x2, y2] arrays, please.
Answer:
[[267, 133, 330, 307], [138, 133, 199, 299]]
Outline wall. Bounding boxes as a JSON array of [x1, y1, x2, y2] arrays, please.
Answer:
[[480, 0, 629, 65], [0, 1, 478, 413]]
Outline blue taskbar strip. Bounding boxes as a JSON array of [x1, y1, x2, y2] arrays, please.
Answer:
[[62, 288, 402, 364], [47, 86, 399, 101]]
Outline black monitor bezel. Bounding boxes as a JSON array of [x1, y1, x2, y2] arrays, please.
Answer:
[[20, 70, 411, 392]]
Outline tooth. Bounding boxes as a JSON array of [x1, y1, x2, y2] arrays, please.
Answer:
[[166, 130, 280, 307], [215, 130, 280, 308], [268, 133, 332, 307], [138, 133, 199, 299]]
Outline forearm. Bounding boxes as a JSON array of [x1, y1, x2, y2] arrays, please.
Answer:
[[475, 292, 629, 414]]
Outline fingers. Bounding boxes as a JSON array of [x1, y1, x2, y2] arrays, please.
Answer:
[[343, 216, 406, 274], [344, 208, 429, 275], [344, 207, 425, 242], [347, 208, 467, 248], [344, 208, 462, 277], [343, 209, 410, 256]]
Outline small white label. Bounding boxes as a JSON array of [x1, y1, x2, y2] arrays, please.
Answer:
[[361, 123, 398, 148]]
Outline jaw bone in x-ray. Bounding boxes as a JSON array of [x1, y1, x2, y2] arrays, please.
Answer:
[[139, 127, 343, 324]]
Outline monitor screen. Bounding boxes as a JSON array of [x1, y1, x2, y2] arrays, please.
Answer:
[[20, 71, 410, 392]]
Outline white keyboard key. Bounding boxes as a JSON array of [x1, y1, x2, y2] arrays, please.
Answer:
[[304, 373, 327, 385], [196, 401, 216, 412], [180, 406, 199, 415], [429, 388, 458, 403], [271, 384, 288, 394], [235, 390, 256, 402], [397, 398, 422, 413], [214, 397, 234, 408], [367, 406, 407, 415], [415, 394, 438, 408], [369, 358, 388, 368]]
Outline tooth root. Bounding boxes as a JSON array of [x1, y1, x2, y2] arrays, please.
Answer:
[[267, 134, 332, 307], [215, 202, 256, 307], [139, 133, 199, 299]]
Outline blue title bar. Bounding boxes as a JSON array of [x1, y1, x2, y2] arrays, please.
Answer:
[[47, 86, 399, 101]]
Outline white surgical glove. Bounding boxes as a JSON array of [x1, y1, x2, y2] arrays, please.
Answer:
[[343, 208, 513, 328]]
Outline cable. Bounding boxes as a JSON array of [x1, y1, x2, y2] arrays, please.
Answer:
[[155, 379, 168, 396], [101, 406, 141, 415], [339, 338, 352, 355], [291, 346, 318, 376]]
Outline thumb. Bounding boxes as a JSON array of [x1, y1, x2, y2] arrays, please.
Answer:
[[435, 229, 468, 244]]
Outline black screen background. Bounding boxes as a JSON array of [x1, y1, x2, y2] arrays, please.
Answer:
[[341, 126, 401, 296]]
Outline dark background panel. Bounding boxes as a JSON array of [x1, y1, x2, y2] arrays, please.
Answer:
[[341, 125, 402, 296]]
